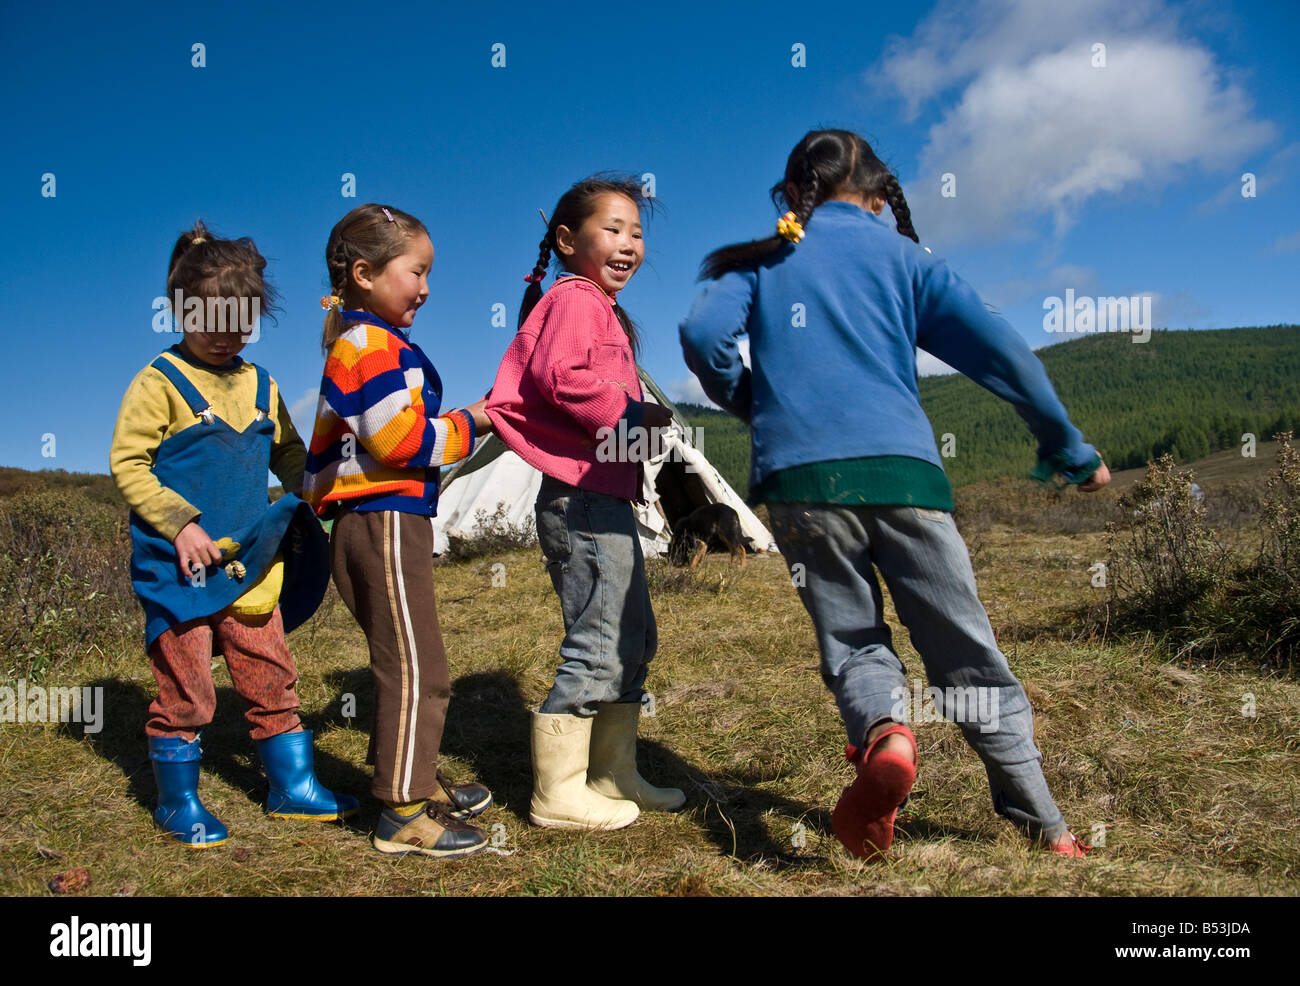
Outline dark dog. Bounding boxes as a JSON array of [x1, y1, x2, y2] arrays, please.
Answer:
[[668, 503, 747, 569]]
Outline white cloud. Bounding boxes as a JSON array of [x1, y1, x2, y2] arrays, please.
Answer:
[[1269, 230, 1300, 254], [665, 374, 718, 407], [871, 0, 1170, 120], [288, 388, 319, 438], [667, 338, 748, 407], [1201, 142, 1299, 214], [984, 264, 1099, 310], [916, 350, 958, 376], [869, 0, 1276, 246]]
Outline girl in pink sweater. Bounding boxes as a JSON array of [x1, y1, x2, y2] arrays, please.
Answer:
[[486, 175, 683, 831]]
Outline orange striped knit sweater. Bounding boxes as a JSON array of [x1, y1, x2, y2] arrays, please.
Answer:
[[304, 312, 477, 517]]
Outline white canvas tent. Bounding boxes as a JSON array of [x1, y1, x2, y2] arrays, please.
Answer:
[[432, 370, 775, 558]]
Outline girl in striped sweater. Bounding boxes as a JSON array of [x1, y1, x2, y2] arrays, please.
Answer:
[[304, 203, 494, 859]]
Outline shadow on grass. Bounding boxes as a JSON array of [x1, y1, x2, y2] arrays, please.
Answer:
[[72, 676, 371, 833], [72, 673, 993, 864], [436, 670, 831, 868], [893, 808, 990, 846]]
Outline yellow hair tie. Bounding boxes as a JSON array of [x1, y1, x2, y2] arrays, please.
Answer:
[[192, 236, 207, 245], [320, 295, 343, 310], [776, 211, 804, 243]]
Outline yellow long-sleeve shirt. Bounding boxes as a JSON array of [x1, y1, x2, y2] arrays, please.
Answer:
[[110, 349, 306, 541], [110, 348, 306, 615]]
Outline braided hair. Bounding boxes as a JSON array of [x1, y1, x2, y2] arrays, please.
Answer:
[[699, 129, 919, 280], [321, 204, 428, 354], [882, 172, 918, 243], [518, 173, 653, 357]]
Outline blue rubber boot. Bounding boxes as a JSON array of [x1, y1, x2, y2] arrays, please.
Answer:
[[256, 729, 359, 821], [149, 735, 229, 848]]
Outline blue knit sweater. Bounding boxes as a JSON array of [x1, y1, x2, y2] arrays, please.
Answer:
[[679, 200, 1098, 492]]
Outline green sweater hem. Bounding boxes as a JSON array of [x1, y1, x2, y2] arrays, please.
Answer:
[[751, 455, 954, 511]]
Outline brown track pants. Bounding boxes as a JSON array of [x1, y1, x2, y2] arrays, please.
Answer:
[[329, 508, 450, 803]]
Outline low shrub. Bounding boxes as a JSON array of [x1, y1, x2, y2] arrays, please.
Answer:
[[1102, 436, 1299, 669], [0, 487, 139, 680], [444, 503, 538, 562]]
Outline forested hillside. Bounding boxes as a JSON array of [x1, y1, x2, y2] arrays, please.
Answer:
[[673, 403, 753, 493], [678, 326, 1299, 494], [6, 327, 1294, 503]]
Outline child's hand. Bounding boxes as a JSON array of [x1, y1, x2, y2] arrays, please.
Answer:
[[641, 402, 675, 460], [642, 402, 674, 430], [174, 521, 223, 577], [465, 399, 493, 435], [1078, 458, 1111, 492]]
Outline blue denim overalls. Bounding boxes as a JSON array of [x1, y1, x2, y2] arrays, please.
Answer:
[[129, 349, 328, 648]]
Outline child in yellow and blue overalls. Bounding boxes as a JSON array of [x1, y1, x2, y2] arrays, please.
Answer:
[[111, 220, 356, 847]]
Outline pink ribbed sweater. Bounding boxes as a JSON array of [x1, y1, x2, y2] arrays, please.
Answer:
[[485, 276, 643, 499]]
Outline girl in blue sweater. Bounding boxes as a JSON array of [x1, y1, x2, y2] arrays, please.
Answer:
[[680, 129, 1108, 860]]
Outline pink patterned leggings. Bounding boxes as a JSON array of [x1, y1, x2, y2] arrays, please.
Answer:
[[146, 606, 302, 742]]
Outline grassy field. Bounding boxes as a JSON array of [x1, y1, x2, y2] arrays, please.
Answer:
[[2, 505, 1297, 897]]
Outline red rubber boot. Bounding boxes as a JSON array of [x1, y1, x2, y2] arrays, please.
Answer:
[[1049, 831, 1092, 857], [831, 723, 917, 862]]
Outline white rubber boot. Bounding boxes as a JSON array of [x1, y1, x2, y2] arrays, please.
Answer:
[[587, 702, 686, 811], [529, 712, 640, 830]]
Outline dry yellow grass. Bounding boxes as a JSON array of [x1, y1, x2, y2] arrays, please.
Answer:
[[2, 528, 1297, 897]]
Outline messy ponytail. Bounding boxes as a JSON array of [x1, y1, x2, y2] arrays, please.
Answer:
[[167, 218, 278, 324], [699, 129, 919, 280]]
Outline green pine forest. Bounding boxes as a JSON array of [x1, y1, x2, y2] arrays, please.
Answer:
[[677, 325, 1300, 494]]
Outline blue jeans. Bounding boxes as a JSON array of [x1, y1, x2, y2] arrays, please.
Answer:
[[534, 475, 656, 717], [767, 502, 1068, 842]]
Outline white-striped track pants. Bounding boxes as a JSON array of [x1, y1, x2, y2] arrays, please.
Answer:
[[330, 508, 451, 803]]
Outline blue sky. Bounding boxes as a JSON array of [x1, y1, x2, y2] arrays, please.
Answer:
[[2, 0, 1297, 474]]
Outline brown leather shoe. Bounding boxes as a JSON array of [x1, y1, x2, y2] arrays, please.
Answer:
[[372, 800, 489, 858]]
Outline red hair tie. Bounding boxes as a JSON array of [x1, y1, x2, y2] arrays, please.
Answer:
[[523, 272, 545, 283]]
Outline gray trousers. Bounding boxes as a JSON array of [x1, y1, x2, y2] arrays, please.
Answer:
[[767, 502, 1067, 842], [534, 475, 656, 717]]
